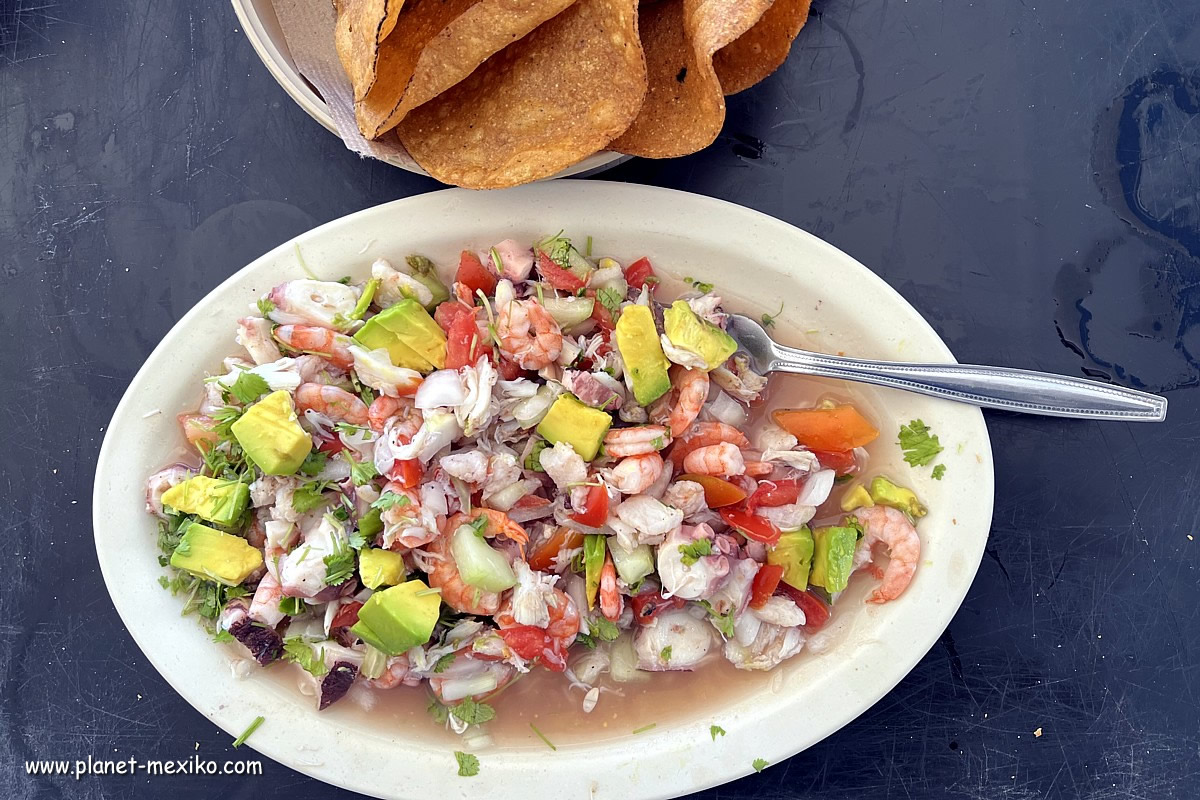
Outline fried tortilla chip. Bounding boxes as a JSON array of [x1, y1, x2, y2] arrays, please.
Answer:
[[713, 0, 811, 95], [609, 0, 770, 158], [335, 0, 406, 102], [356, 0, 581, 140], [397, 0, 646, 188]]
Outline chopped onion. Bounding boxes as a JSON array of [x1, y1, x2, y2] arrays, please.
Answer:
[[707, 391, 747, 428], [484, 479, 534, 512], [512, 384, 558, 428], [609, 635, 649, 683], [795, 469, 836, 507], [438, 673, 499, 703], [415, 369, 466, 409], [360, 645, 387, 680]]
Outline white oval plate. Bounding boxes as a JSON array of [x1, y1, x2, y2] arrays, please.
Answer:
[[94, 181, 994, 799], [230, 0, 628, 179]]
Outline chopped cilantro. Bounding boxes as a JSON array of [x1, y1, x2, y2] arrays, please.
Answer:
[[427, 697, 450, 724], [711, 725, 726, 741], [752, 758, 769, 772], [454, 751, 480, 777], [932, 464, 947, 480], [536, 232, 575, 268], [632, 723, 657, 734], [761, 302, 784, 329], [212, 629, 235, 644], [209, 406, 244, 439], [299, 450, 327, 477], [575, 632, 597, 649], [344, 453, 378, 486], [432, 653, 456, 673], [278, 596, 306, 616], [898, 419, 944, 467], [660, 645, 672, 662], [256, 298, 275, 316], [232, 716, 265, 748], [372, 491, 410, 511], [323, 534, 356, 586], [698, 600, 735, 639], [530, 723, 557, 751], [281, 637, 328, 677], [678, 539, 713, 566], [334, 421, 370, 436], [450, 696, 496, 726], [684, 277, 714, 293], [525, 438, 549, 472], [292, 481, 335, 513], [597, 286, 624, 315], [589, 617, 620, 641], [228, 371, 270, 404], [467, 515, 489, 538]]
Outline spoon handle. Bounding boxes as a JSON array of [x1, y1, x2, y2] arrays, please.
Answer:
[[767, 348, 1168, 421]]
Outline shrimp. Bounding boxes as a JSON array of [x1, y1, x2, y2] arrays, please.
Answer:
[[274, 324, 355, 370], [145, 465, 191, 517], [608, 453, 665, 494], [266, 279, 360, 331], [237, 317, 282, 365], [743, 460, 774, 477], [367, 395, 417, 433], [662, 479, 707, 518], [853, 505, 921, 603], [496, 295, 562, 370], [668, 421, 751, 467], [598, 554, 622, 621], [380, 483, 436, 549], [604, 425, 671, 458], [683, 442, 746, 476], [295, 383, 369, 425], [178, 413, 218, 451], [651, 367, 709, 436], [424, 532, 502, 615], [248, 570, 285, 626], [366, 655, 417, 689], [495, 587, 581, 671]]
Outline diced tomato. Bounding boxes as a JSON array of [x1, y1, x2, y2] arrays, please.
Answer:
[[589, 292, 616, 332], [316, 436, 347, 456], [772, 405, 879, 451], [329, 601, 363, 630], [719, 507, 782, 545], [624, 257, 656, 290], [779, 584, 831, 631], [536, 250, 586, 292], [812, 449, 858, 476], [631, 591, 686, 624], [434, 300, 474, 333], [528, 526, 585, 572], [569, 483, 609, 528], [677, 473, 748, 507], [496, 356, 523, 381], [497, 626, 546, 661], [746, 477, 804, 509], [444, 311, 484, 369], [749, 564, 784, 609], [387, 459, 423, 489], [456, 250, 497, 297]]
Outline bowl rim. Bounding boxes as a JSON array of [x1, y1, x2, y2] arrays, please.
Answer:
[[93, 180, 995, 800], [229, 0, 630, 178]]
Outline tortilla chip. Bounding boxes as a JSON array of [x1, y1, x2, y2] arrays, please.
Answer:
[[335, 0, 406, 102], [397, 0, 646, 188], [609, 0, 770, 158], [357, 0, 580, 140], [713, 0, 812, 95]]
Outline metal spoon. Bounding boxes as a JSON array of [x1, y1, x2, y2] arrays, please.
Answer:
[[725, 314, 1168, 422]]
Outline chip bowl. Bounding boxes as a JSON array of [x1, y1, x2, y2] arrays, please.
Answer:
[[231, 0, 630, 179]]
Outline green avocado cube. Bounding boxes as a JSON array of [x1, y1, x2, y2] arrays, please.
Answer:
[[536, 394, 613, 461], [615, 304, 671, 406], [231, 390, 313, 476], [808, 525, 859, 594], [169, 523, 263, 586], [663, 300, 738, 371], [767, 527, 815, 591], [349, 580, 440, 656], [868, 476, 927, 519], [160, 475, 249, 527], [352, 299, 445, 373], [359, 547, 407, 590]]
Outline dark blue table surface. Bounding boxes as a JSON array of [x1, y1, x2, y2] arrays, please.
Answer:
[[3, 0, 1198, 797]]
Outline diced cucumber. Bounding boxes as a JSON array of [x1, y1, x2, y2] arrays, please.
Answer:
[[608, 540, 654, 586], [541, 296, 595, 329], [450, 524, 517, 592], [609, 634, 649, 683]]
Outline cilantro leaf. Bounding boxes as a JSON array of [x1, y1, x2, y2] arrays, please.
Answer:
[[454, 751, 480, 777], [685, 276, 715, 293], [427, 697, 450, 724], [228, 371, 270, 404], [752, 758, 769, 772], [323, 534, 356, 586], [524, 438, 549, 472], [282, 637, 329, 677], [711, 725, 726, 741], [256, 298, 275, 316], [660, 645, 672, 662], [432, 653, 456, 673], [589, 617, 621, 641], [698, 600, 735, 639], [278, 596, 306, 616], [678, 539, 713, 566], [932, 464, 946, 480], [292, 481, 335, 513], [299, 450, 327, 477], [597, 286, 624, 315], [898, 419, 944, 467], [371, 491, 410, 511], [344, 453, 379, 486], [450, 696, 496, 726]]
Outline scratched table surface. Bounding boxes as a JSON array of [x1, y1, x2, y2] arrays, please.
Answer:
[[3, 0, 1199, 797]]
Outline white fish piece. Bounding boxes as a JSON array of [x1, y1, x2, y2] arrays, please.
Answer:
[[635, 609, 712, 670], [237, 317, 282, 365], [267, 279, 361, 331], [615, 495, 683, 545], [538, 440, 587, 491], [372, 258, 433, 307], [657, 524, 729, 600]]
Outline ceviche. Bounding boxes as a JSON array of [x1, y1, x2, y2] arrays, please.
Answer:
[[145, 235, 931, 736]]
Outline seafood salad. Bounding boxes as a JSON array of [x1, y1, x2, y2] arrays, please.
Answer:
[[145, 235, 929, 730]]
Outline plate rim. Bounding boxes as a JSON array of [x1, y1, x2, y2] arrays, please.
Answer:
[[93, 180, 995, 800]]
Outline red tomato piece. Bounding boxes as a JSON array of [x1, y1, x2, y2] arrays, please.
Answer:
[[812, 449, 858, 476], [536, 250, 586, 292], [495, 356, 523, 381], [456, 250, 497, 297], [316, 436, 347, 456], [746, 477, 804, 509], [631, 592, 686, 624], [749, 564, 784, 609], [719, 507, 782, 545], [387, 459, 423, 489], [434, 300, 474, 333], [497, 626, 546, 661], [624, 257, 656, 290], [779, 584, 831, 631], [329, 601, 363, 630], [589, 292, 616, 332], [677, 473, 748, 508], [569, 484, 609, 528], [444, 311, 483, 369]]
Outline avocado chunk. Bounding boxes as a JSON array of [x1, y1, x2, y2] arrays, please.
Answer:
[[609, 540, 654, 586], [615, 304, 671, 405], [169, 522, 263, 586], [663, 300, 737, 371], [536, 394, 612, 461], [405, 255, 451, 309], [231, 390, 313, 476], [349, 579, 440, 656], [352, 299, 445, 373], [808, 525, 859, 594], [839, 484, 875, 513], [359, 547, 406, 590], [160, 475, 249, 527], [767, 527, 815, 591], [868, 476, 927, 519]]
